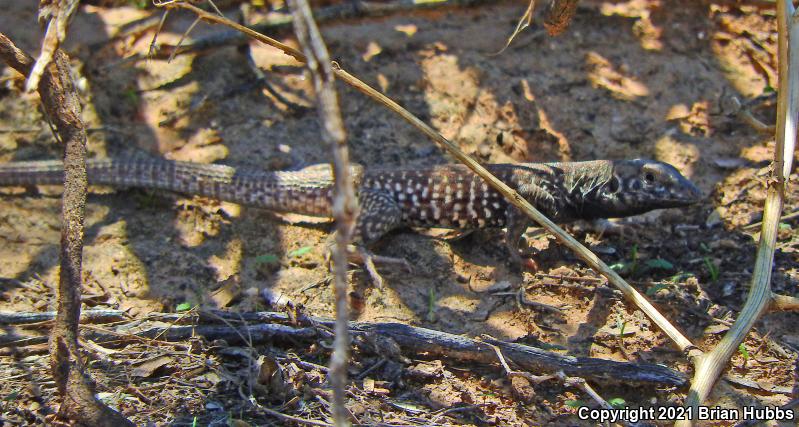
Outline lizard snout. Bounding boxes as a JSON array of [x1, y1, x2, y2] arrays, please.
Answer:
[[672, 177, 703, 205]]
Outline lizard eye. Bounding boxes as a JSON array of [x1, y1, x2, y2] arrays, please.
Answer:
[[644, 172, 655, 183]]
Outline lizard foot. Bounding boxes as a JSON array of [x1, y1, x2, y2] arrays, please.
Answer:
[[324, 242, 412, 288], [351, 246, 413, 288]]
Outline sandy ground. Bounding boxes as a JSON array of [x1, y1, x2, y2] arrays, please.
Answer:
[[1, 0, 798, 425]]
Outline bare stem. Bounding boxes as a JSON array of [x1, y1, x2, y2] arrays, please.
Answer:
[[0, 33, 133, 427], [288, 1, 355, 426], [678, 1, 798, 424]]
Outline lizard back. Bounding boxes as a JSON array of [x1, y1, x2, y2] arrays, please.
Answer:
[[361, 162, 587, 228]]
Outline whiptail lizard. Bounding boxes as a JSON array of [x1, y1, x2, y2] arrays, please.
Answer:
[[0, 158, 701, 264]]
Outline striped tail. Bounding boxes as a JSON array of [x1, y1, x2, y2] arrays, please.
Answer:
[[0, 158, 336, 217]]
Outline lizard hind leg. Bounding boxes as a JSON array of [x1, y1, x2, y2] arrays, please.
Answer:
[[326, 190, 408, 287], [352, 189, 403, 245]]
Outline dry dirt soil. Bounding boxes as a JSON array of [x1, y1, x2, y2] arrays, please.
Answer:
[[1, 0, 798, 425]]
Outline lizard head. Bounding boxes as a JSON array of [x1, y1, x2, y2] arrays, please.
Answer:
[[586, 159, 702, 218]]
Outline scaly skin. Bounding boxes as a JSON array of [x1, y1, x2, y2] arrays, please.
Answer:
[[0, 157, 702, 258]]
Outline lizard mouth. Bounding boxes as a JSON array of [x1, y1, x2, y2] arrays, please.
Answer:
[[667, 182, 703, 206]]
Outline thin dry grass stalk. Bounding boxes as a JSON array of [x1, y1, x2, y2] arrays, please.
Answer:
[[287, 1, 355, 425], [677, 1, 799, 424], [26, 0, 79, 92]]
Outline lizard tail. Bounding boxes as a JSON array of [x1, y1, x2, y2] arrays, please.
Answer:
[[0, 158, 336, 217]]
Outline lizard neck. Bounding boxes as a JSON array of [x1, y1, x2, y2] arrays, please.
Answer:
[[509, 161, 614, 222], [558, 160, 615, 220]]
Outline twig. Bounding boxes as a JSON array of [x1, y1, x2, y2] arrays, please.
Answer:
[[148, 0, 495, 60], [0, 309, 127, 325], [741, 208, 799, 230], [484, 337, 557, 384], [288, 2, 355, 426], [0, 33, 133, 426], [25, 0, 79, 92], [484, 337, 623, 423], [254, 398, 335, 426], [769, 292, 799, 311], [37, 312, 684, 386], [678, 1, 799, 424], [555, 372, 615, 413], [727, 94, 776, 133]]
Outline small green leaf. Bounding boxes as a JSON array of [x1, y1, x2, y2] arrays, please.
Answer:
[[667, 272, 694, 283], [645, 258, 674, 270], [615, 314, 627, 337], [699, 242, 711, 253], [703, 257, 719, 282], [738, 343, 750, 360], [779, 222, 792, 231], [763, 85, 776, 94], [427, 288, 436, 322], [175, 302, 192, 312], [565, 399, 584, 408], [4, 390, 19, 401], [646, 283, 670, 296], [608, 397, 626, 409], [254, 254, 280, 264], [609, 262, 627, 272], [123, 88, 139, 104], [287, 246, 313, 258]]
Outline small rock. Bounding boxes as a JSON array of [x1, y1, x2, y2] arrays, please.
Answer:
[[709, 239, 739, 250], [713, 158, 748, 169], [487, 280, 512, 293], [721, 281, 737, 297], [477, 142, 492, 158]]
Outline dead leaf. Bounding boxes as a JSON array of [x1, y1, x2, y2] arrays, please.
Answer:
[[254, 355, 292, 401], [209, 277, 241, 308], [362, 41, 382, 62], [131, 355, 174, 378]]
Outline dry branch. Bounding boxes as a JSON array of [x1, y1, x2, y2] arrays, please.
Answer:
[[150, 0, 494, 59], [0, 33, 133, 426], [8, 310, 687, 387], [25, 0, 79, 92], [769, 293, 799, 311], [288, 1, 355, 425], [0, 309, 127, 325], [678, 1, 799, 423]]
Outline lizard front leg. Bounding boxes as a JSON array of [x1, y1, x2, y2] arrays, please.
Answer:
[[504, 206, 531, 269]]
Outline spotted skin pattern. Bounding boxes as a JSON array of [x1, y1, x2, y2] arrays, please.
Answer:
[[0, 158, 701, 258]]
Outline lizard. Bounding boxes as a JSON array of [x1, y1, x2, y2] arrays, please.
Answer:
[[0, 157, 702, 271]]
